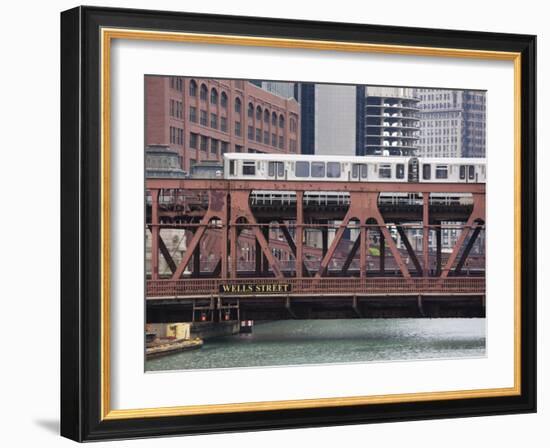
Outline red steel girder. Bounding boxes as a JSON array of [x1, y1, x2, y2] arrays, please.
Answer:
[[146, 178, 485, 194]]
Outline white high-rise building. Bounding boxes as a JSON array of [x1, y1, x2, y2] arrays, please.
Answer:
[[417, 89, 486, 158]]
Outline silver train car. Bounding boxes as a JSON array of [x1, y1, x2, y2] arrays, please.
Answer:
[[223, 153, 486, 184]]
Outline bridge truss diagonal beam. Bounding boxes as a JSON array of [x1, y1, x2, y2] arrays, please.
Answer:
[[441, 193, 486, 278], [278, 221, 311, 277], [396, 225, 423, 275], [230, 191, 283, 279]]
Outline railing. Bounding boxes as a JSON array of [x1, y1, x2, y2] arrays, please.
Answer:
[[147, 277, 485, 298]]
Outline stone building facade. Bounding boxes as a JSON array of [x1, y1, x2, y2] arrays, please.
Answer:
[[146, 76, 301, 173]]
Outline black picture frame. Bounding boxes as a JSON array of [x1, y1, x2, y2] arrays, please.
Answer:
[[61, 5, 536, 442]]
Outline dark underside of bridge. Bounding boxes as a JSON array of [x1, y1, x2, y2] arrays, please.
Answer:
[[147, 295, 485, 322]]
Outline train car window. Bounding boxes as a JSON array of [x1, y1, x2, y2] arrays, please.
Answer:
[[468, 165, 475, 180], [361, 164, 368, 179], [396, 164, 405, 179], [242, 161, 255, 175], [295, 161, 310, 177], [379, 164, 392, 179], [277, 162, 284, 177], [229, 160, 235, 176], [352, 164, 359, 179], [460, 165, 466, 180], [311, 162, 326, 178], [327, 162, 341, 178], [268, 161, 275, 177], [422, 164, 431, 180], [435, 165, 448, 179]]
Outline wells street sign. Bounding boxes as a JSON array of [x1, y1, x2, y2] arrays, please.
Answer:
[[219, 283, 292, 294]]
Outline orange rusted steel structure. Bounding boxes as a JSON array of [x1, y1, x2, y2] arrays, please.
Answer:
[[146, 179, 485, 298]]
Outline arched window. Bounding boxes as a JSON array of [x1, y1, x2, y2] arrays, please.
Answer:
[[210, 88, 218, 104], [189, 80, 197, 96], [256, 106, 262, 120], [200, 84, 208, 101], [279, 114, 285, 128], [248, 102, 254, 118], [290, 118, 297, 132], [221, 92, 228, 108], [234, 97, 242, 113], [264, 109, 270, 123], [272, 112, 277, 126]]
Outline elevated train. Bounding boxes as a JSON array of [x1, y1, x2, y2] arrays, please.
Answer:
[[197, 153, 488, 207], [223, 153, 486, 184]]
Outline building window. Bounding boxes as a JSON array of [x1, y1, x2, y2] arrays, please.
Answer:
[[256, 128, 261, 141], [170, 99, 175, 117], [189, 133, 198, 149], [289, 139, 297, 153], [221, 92, 228, 108], [248, 125, 254, 140], [169, 126, 175, 144], [279, 136, 284, 149], [263, 131, 269, 145], [279, 115, 285, 128], [211, 139, 218, 155], [200, 84, 208, 101], [235, 145, 243, 153], [256, 106, 262, 120], [189, 80, 197, 96], [272, 133, 277, 147], [264, 109, 270, 123], [220, 116, 227, 132], [248, 102, 254, 118], [200, 110, 207, 126], [235, 121, 242, 136], [210, 113, 218, 129], [210, 88, 218, 104], [221, 141, 228, 154], [290, 118, 297, 132], [200, 136, 208, 151], [189, 106, 197, 123], [176, 101, 182, 118], [272, 112, 277, 126], [235, 97, 242, 113]]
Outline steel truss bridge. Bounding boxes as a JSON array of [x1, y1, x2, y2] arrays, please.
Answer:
[[146, 178, 486, 320]]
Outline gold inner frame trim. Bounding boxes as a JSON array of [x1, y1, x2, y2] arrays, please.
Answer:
[[100, 27, 522, 421]]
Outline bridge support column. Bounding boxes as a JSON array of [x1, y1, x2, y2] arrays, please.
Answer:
[[296, 192, 304, 278], [360, 223, 368, 278], [423, 192, 430, 277], [151, 189, 160, 280], [436, 223, 442, 276], [262, 224, 270, 275], [379, 230, 385, 275]]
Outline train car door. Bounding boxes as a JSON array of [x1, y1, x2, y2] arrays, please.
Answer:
[[408, 157, 419, 182], [459, 165, 477, 183]]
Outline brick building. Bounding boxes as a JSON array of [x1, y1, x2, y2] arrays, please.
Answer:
[[145, 76, 301, 172]]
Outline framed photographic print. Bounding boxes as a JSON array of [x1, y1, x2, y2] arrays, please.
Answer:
[[60, 6, 536, 441]]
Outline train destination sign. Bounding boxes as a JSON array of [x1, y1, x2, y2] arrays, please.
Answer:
[[219, 283, 292, 294]]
